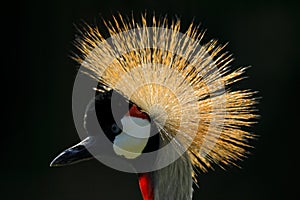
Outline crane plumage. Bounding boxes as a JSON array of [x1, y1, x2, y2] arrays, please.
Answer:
[[74, 14, 257, 173], [51, 13, 258, 200]]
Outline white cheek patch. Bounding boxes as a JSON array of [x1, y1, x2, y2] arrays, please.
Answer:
[[113, 116, 151, 159]]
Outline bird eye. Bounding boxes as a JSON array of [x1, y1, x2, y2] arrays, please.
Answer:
[[111, 123, 121, 134]]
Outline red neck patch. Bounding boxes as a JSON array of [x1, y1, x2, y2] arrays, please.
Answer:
[[138, 173, 154, 200], [127, 105, 149, 120]]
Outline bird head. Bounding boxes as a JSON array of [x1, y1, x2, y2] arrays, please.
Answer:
[[50, 89, 160, 200], [50, 14, 258, 200], [50, 90, 158, 167]]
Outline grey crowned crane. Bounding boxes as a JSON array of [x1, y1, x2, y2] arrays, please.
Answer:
[[50, 14, 257, 200]]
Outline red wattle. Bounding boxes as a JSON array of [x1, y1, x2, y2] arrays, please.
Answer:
[[138, 173, 154, 200], [127, 105, 149, 120]]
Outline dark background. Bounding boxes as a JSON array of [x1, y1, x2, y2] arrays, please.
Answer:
[[3, 0, 299, 199]]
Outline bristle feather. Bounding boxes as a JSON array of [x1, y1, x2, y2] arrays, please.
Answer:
[[74, 14, 258, 178]]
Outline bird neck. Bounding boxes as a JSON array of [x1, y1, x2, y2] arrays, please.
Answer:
[[152, 151, 193, 200], [138, 140, 193, 200]]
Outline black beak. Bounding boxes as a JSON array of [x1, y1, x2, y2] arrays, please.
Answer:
[[50, 137, 95, 167]]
